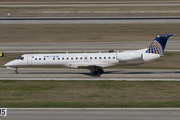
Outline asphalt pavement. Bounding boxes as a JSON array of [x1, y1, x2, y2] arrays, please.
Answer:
[[1, 17, 180, 24], [1, 68, 180, 80], [3, 108, 180, 120], [1, 3, 180, 7]]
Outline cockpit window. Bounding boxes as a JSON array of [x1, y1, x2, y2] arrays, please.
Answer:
[[17, 56, 24, 60]]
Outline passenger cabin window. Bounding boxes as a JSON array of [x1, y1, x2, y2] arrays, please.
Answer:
[[62, 58, 64, 60], [76, 57, 78, 60], [85, 57, 87, 59], [108, 57, 111, 59], [104, 57, 106, 59], [58, 58, 60, 60], [80, 57, 83, 60], [113, 57, 115, 59], [44, 58, 46, 60], [67, 58, 69, 60], [99, 57, 101, 59], [95, 57, 97, 59], [35, 58, 37, 60], [71, 58, 73, 60], [39, 58, 41, 60], [90, 57, 92, 59], [53, 58, 55, 60]]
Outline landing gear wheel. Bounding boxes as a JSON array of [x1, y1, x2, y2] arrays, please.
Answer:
[[98, 69, 104, 74], [93, 71, 98, 75]]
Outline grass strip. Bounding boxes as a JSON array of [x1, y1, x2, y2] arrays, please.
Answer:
[[0, 24, 180, 43], [1, 101, 180, 108], [1, 80, 180, 108]]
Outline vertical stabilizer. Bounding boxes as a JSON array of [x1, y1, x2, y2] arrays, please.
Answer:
[[146, 34, 175, 55]]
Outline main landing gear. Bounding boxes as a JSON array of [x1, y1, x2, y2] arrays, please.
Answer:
[[14, 68, 18, 74], [91, 69, 104, 75]]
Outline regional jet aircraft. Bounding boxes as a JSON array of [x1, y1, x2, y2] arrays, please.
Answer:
[[4, 34, 175, 75]]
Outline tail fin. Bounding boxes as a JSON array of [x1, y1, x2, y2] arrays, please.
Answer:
[[146, 34, 175, 55]]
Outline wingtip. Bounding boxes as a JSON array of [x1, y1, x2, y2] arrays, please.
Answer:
[[157, 34, 176, 38], [169, 34, 176, 36]]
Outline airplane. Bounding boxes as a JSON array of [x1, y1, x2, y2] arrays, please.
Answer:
[[4, 34, 175, 75]]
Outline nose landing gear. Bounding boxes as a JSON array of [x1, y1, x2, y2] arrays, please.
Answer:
[[14, 68, 18, 74]]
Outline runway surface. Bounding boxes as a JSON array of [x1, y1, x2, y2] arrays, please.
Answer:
[[1, 4, 180, 7], [1, 17, 180, 20], [0, 41, 179, 53], [1, 17, 180, 24], [3, 108, 180, 120], [1, 68, 180, 80]]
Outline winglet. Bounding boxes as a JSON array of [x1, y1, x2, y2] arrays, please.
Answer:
[[146, 34, 175, 55]]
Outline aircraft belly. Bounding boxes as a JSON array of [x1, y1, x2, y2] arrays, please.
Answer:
[[63, 63, 116, 69]]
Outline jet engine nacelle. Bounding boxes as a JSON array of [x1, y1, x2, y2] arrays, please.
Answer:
[[116, 52, 142, 61]]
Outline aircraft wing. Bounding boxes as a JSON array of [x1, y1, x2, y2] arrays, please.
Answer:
[[63, 62, 115, 69], [78, 65, 102, 69]]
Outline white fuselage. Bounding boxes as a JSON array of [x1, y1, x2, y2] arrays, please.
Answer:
[[5, 48, 160, 69]]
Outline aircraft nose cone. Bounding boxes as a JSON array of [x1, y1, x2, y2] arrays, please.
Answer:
[[4, 61, 15, 67], [4, 62, 11, 67], [4, 60, 19, 67]]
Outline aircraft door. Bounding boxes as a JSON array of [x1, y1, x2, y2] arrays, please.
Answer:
[[84, 56, 88, 62], [27, 55, 32, 65]]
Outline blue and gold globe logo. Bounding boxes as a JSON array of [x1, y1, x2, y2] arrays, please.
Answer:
[[146, 40, 163, 55]]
